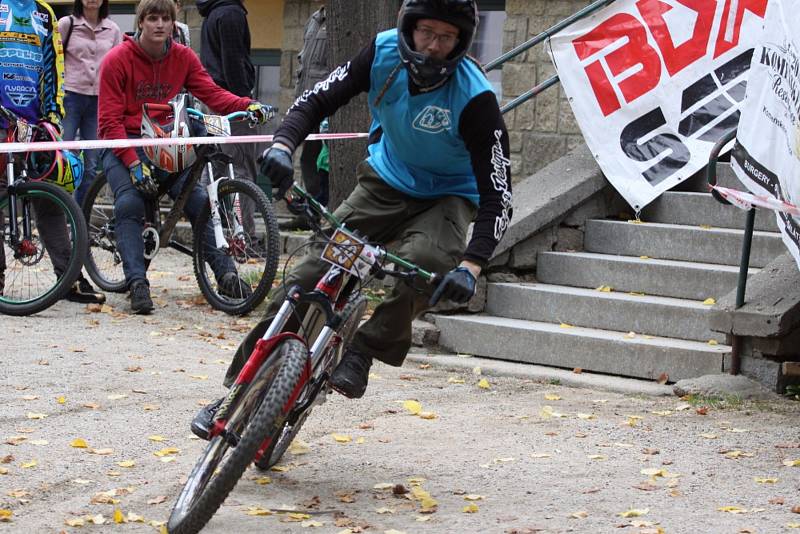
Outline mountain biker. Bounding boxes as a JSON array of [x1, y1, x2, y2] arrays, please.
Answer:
[[97, 0, 273, 314], [0, 0, 105, 304], [191, 0, 512, 439]]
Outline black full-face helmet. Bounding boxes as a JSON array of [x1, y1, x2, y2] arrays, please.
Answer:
[[397, 0, 478, 90]]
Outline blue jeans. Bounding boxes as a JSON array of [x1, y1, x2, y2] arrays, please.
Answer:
[[101, 148, 236, 287], [62, 91, 99, 206]]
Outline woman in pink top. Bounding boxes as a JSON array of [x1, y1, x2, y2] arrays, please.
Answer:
[[58, 0, 122, 206]]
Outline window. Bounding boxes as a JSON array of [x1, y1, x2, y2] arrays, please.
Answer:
[[252, 50, 281, 135]]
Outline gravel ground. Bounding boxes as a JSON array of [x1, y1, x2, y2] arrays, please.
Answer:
[[2, 249, 800, 534]]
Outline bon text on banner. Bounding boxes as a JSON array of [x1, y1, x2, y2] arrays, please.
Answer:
[[549, 0, 769, 211], [730, 0, 800, 269]]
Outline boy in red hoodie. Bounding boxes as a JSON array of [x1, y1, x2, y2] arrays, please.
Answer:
[[97, 0, 273, 314]]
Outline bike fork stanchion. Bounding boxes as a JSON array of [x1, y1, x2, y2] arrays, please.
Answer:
[[206, 162, 228, 251]]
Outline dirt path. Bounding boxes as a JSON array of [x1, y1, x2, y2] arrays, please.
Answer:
[[2, 249, 800, 534]]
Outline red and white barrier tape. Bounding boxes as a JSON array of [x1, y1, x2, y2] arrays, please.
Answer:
[[0, 132, 369, 154], [712, 185, 800, 216]]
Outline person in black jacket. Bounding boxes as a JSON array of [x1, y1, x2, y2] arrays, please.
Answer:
[[196, 0, 262, 246]]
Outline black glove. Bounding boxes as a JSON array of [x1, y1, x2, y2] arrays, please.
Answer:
[[259, 145, 294, 198], [428, 266, 476, 306]]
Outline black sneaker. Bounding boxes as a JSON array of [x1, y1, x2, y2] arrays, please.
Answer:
[[65, 275, 106, 304], [129, 279, 154, 314], [218, 272, 253, 299], [191, 397, 224, 440], [329, 349, 373, 399]]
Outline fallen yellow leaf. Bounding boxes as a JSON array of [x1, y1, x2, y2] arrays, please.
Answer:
[[559, 323, 573, 329], [253, 477, 271, 485], [447, 377, 465, 384], [0, 510, 11, 522], [464, 494, 484, 501], [477, 378, 490, 389], [153, 447, 180, 457], [288, 439, 310, 455], [331, 434, 351, 443], [244, 506, 273, 516], [375, 507, 394, 514], [702, 298, 716, 306], [595, 285, 612, 292], [0, 468, 8, 475], [402, 400, 422, 415], [588, 455, 607, 461], [718, 506, 747, 513], [126, 512, 145, 523], [783, 459, 800, 467], [754, 477, 778, 484], [26, 413, 47, 420], [113, 508, 126, 524], [21, 460, 37, 469], [619, 508, 649, 518], [462, 503, 479, 513], [570, 511, 588, 519], [64, 517, 84, 527], [283, 512, 311, 521], [148, 435, 167, 442], [418, 411, 437, 420], [70, 438, 89, 449], [90, 448, 114, 455], [56, 396, 66, 404], [373, 483, 394, 490], [301, 519, 324, 527], [544, 394, 561, 401], [117, 460, 136, 468]]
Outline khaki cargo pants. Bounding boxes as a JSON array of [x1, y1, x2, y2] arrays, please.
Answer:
[[223, 161, 476, 387]]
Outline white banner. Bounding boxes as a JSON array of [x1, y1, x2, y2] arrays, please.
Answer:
[[730, 0, 800, 269], [550, 0, 769, 212]]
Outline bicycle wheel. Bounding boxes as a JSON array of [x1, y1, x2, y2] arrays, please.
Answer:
[[82, 172, 127, 292], [0, 181, 87, 316], [193, 178, 279, 315], [167, 338, 308, 534], [255, 294, 368, 470]]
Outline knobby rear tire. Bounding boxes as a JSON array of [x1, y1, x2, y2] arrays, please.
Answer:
[[193, 178, 279, 315], [0, 181, 87, 316], [167, 338, 308, 534], [255, 294, 368, 470], [82, 172, 128, 293]]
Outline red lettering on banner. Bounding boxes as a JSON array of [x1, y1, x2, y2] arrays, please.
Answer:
[[572, 13, 662, 117], [714, 0, 768, 58], [636, 0, 716, 77]]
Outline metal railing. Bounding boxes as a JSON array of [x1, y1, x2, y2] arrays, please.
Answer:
[[483, 0, 617, 114], [706, 128, 753, 375]]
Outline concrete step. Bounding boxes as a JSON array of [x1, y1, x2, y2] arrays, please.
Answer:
[[434, 314, 729, 382], [486, 282, 725, 343], [584, 219, 784, 268], [642, 191, 780, 232], [536, 251, 758, 301]]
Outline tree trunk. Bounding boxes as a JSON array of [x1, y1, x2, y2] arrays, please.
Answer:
[[327, 0, 400, 210]]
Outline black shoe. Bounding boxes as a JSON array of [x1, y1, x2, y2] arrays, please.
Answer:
[[129, 279, 154, 314], [278, 216, 312, 231], [191, 397, 224, 440], [218, 272, 253, 299], [329, 349, 373, 399], [65, 275, 106, 304]]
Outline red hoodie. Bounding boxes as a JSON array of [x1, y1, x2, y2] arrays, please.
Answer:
[[98, 35, 251, 167]]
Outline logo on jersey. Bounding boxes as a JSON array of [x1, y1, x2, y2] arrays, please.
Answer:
[[412, 106, 452, 134], [0, 48, 43, 62], [4, 72, 34, 83], [7, 91, 35, 106], [32, 11, 49, 24]]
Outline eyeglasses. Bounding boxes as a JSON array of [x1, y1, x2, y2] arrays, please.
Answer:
[[414, 26, 459, 48]]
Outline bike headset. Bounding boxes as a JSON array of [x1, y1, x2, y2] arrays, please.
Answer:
[[140, 94, 199, 174], [396, 0, 479, 91], [26, 122, 84, 194]]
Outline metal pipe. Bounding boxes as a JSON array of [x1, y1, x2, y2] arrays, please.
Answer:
[[706, 127, 737, 204], [484, 0, 617, 72], [729, 208, 755, 375], [501, 75, 560, 114]]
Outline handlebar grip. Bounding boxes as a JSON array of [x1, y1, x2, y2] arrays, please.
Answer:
[[143, 103, 172, 113]]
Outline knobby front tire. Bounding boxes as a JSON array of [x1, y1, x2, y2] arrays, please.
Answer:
[[167, 338, 308, 534], [0, 181, 87, 316], [255, 294, 368, 470], [193, 178, 279, 315], [82, 172, 127, 293]]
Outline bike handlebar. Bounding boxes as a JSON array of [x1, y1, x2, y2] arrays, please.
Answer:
[[286, 182, 439, 286]]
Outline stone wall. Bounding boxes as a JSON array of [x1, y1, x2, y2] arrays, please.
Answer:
[[502, 0, 593, 181]]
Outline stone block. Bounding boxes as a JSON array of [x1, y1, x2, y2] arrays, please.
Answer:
[[487, 272, 521, 283], [509, 131, 523, 153], [506, 0, 533, 16], [515, 100, 535, 131], [411, 320, 440, 347], [536, 61, 557, 84], [502, 63, 537, 99], [738, 353, 783, 393], [489, 250, 510, 269], [283, 0, 300, 27], [558, 101, 582, 135], [534, 89, 559, 133], [522, 134, 567, 175], [509, 226, 557, 269], [566, 135, 586, 153], [555, 226, 584, 252], [510, 154, 523, 179], [280, 50, 295, 89], [562, 193, 610, 227]]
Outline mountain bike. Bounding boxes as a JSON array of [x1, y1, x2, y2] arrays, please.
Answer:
[[81, 105, 279, 315], [167, 183, 441, 534], [0, 107, 88, 316]]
